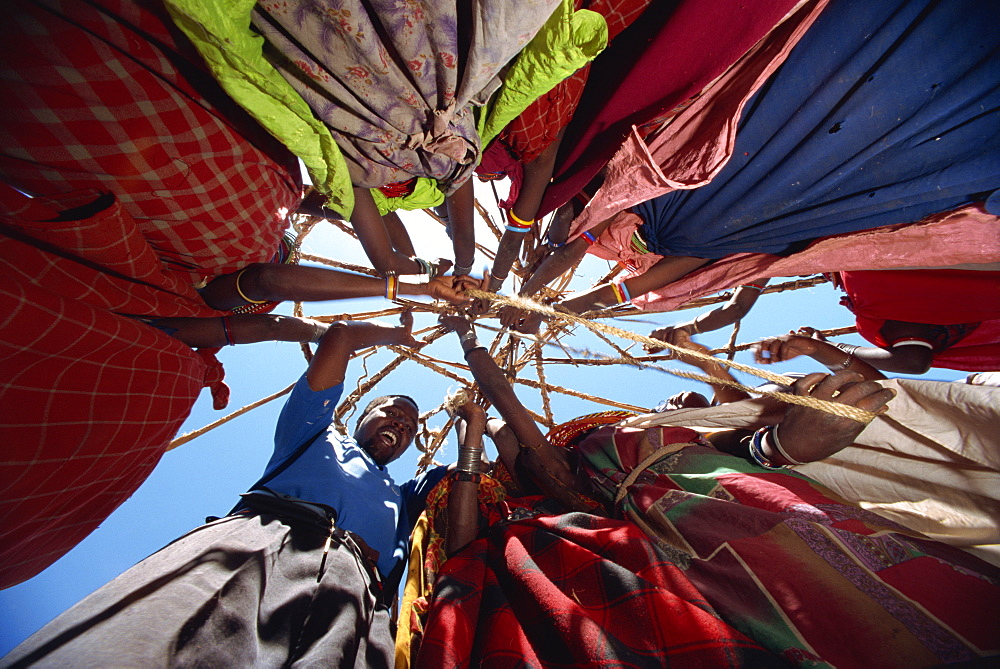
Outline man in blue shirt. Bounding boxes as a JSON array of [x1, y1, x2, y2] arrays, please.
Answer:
[[3, 314, 448, 669]]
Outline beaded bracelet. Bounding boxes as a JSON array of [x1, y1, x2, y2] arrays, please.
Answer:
[[612, 280, 632, 304], [453, 263, 474, 276], [411, 256, 439, 279], [234, 269, 268, 304], [580, 231, 597, 245], [220, 316, 235, 346], [385, 274, 399, 300], [505, 209, 534, 233], [747, 427, 787, 470]]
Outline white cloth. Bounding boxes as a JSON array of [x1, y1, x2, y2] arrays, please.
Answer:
[[622, 379, 1000, 566]]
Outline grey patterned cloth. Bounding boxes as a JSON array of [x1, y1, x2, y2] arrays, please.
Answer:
[[252, 0, 560, 191]]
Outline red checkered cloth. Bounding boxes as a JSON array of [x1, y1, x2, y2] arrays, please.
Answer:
[[0, 188, 225, 589], [0, 0, 302, 588], [415, 512, 775, 666], [0, 0, 302, 286]]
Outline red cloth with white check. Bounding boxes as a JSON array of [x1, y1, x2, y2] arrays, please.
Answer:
[[0, 0, 302, 588]]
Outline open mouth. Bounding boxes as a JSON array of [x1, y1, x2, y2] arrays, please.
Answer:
[[379, 429, 399, 448]]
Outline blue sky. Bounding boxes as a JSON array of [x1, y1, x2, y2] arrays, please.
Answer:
[[0, 181, 965, 654]]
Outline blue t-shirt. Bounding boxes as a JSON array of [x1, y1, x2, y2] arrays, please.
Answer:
[[258, 374, 447, 579]]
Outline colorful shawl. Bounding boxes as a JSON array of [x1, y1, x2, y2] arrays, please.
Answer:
[[575, 424, 1000, 666], [406, 424, 1000, 666], [405, 457, 777, 667]]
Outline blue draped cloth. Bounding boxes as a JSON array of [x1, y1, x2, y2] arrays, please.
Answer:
[[633, 0, 1000, 259]]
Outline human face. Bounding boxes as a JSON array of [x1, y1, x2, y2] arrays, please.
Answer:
[[665, 391, 711, 411], [354, 397, 418, 466]]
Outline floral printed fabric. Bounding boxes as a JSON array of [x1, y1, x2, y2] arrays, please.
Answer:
[[253, 0, 561, 192]]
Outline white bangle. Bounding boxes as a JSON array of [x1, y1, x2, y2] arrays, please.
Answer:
[[769, 424, 806, 466]]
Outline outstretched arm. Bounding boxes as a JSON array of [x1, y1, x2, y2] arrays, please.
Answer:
[[670, 331, 750, 405], [198, 263, 470, 310], [488, 131, 564, 291], [768, 371, 896, 464], [350, 187, 425, 276], [558, 255, 710, 315], [147, 314, 327, 348], [648, 281, 768, 352], [439, 315, 598, 512], [307, 312, 418, 391], [755, 331, 886, 381], [447, 400, 488, 556], [445, 179, 477, 284]]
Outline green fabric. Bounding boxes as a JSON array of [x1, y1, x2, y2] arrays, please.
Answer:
[[163, 0, 354, 215], [477, 0, 608, 148], [370, 178, 445, 216]]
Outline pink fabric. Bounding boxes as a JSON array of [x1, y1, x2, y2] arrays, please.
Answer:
[[569, 0, 829, 237], [631, 204, 1000, 311]]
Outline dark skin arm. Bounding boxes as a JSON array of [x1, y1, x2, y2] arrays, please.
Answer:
[[559, 255, 711, 314], [147, 314, 327, 348], [670, 331, 750, 404], [439, 315, 598, 512], [754, 331, 887, 381], [488, 130, 565, 291], [767, 371, 896, 464], [350, 186, 425, 276], [705, 370, 896, 464], [381, 210, 417, 258], [307, 312, 418, 391], [647, 281, 769, 353], [198, 263, 469, 311], [446, 179, 477, 284], [447, 401, 488, 556]]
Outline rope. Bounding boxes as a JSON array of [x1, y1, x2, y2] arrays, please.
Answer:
[[469, 289, 791, 384], [167, 382, 295, 451], [466, 290, 875, 424]]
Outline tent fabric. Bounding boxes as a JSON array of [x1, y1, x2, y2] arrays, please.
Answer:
[[622, 379, 1000, 567], [0, 0, 302, 588], [0, 0, 303, 287], [250, 0, 561, 193], [620, 0, 1000, 259], [837, 269, 1000, 372], [536, 0, 809, 216]]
